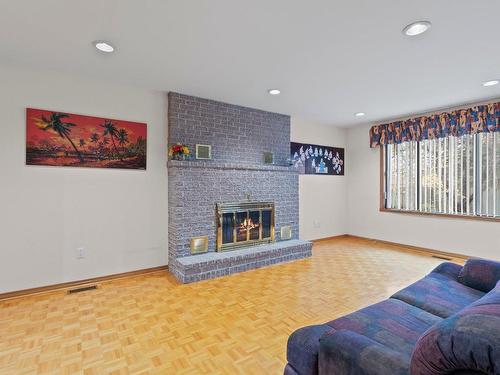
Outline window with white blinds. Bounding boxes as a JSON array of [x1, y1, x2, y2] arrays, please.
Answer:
[[384, 132, 500, 218]]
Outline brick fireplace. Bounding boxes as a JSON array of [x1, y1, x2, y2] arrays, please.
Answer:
[[167, 93, 312, 283]]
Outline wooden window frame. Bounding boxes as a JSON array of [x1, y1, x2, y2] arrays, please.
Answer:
[[379, 146, 500, 222]]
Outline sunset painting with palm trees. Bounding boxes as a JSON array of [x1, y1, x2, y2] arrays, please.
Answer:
[[26, 108, 147, 169]]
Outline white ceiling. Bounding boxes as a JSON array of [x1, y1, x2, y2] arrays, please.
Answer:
[[1, 0, 499, 126]]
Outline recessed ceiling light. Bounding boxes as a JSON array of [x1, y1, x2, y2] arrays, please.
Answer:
[[483, 80, 499, 87], [268, 89, 281, 95], [355, 112, 366, 117], [403, 21, 432, 36], [93, 40, 115, 53]]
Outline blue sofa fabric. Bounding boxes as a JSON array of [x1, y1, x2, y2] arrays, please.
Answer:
[[285, 261, 499, 375], [319, 330, 410, 375], [411, 281, 500, 375], [391, 263, 485, 318], [286, 325, 332, 375], [325, 299, 441, 355], [458, 258, 500, 293]]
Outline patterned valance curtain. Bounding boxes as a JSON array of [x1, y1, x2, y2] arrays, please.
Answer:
[[369, 101, 500, 148]]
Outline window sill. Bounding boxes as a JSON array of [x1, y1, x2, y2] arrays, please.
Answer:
[[379, 208, 500, 223]]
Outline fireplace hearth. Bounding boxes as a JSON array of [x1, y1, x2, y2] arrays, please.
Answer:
[[216, 202, 275, 251]]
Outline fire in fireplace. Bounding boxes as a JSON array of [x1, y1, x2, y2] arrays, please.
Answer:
[[216, 202, 275, 251]]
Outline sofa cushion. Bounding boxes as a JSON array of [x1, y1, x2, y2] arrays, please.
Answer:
[[391, 263, 485, 318], [319, 330, 411, 375], [325, 299, 442, 357], [285, 299, 440, 375], [430, 261, 463, 279], [410, 282, 500, 375], [458, 258, 500, 293]]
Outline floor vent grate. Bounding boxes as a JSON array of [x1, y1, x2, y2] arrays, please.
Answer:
[[431, 255, 452, 261], [67, 285, 98, 294]]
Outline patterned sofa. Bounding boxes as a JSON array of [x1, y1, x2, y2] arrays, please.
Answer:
[[284, 259, 500, 375]]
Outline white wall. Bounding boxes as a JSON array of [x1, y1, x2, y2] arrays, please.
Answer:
[[0, 64, 349, 294], [4, 63, 496, 294], [291, 118, 347, 240], [0, 65, 168, 293], [346, 123, 500, 260]]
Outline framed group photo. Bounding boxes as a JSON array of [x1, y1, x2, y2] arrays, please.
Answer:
[[290, 142, 344, 176]]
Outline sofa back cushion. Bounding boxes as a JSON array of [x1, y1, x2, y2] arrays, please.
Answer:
[[458, 259, 500, 292], [410, 282, 500, 375]]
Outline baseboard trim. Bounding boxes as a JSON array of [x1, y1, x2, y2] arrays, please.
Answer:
[[345, 235, 470, 261], [312, 234, 349, 243], [1, 236, 470, 300], [0, 265, 169, 301]]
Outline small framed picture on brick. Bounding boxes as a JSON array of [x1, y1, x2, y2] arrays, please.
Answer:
[[195, 144, 212, 160], [263, 152, 274, 164]]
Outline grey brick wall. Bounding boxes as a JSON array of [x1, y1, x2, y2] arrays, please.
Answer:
[[168, 161, 299, 259], [168, 92, 290, 165], [167, 93, 306, 281]]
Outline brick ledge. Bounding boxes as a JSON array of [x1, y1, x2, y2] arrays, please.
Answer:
[[167, 159, 297, 173]]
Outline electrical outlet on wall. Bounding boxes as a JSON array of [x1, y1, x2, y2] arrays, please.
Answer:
[[76, 247, 86, 259], [313, 220, 321, 229]]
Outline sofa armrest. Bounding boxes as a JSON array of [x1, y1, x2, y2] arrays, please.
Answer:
[[430, 262, 462, 280], [318, 330, 409, 375], [410, 299, 500, 375]]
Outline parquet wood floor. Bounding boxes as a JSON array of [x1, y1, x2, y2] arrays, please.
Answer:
[[0, 237, 462, 375]]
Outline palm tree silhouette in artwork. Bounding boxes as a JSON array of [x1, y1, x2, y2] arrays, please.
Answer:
[[34, 112, 84, 162], [117, 128, 129, 155], [101, 120, 121, 159], [90, 133, 99, 153], [102, 137, 110, 150], [79, 139, 86, 152], [98, 137, 110, 159]]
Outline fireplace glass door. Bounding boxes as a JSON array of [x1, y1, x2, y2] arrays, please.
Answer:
[[248, 211, 260, 240], [217, 202, 275, 251], [261, 209, 272, 239], [221, 213, 234, 244], [235, 211, 249, 242]]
